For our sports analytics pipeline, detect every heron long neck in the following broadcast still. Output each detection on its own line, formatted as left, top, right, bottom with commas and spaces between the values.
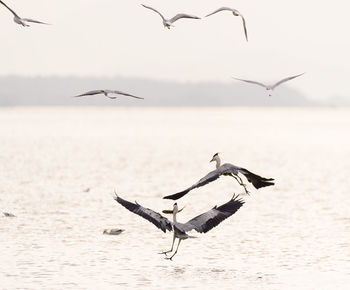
172, 211, 177, 223
215, 156, 221, 169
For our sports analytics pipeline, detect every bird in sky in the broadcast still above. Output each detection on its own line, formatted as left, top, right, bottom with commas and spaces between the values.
73, 89, 143, 100
142, 4, 200, 29
0, 0, 49, 27
205, 7, 248, 41
232, 73, 305, 96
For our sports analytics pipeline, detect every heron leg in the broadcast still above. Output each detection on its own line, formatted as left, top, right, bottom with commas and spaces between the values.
165, 239, 182, 260
159, 235, 176, 255
231, 174, 250, 195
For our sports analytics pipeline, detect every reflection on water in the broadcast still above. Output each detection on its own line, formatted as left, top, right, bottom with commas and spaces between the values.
0, 107, 349, 289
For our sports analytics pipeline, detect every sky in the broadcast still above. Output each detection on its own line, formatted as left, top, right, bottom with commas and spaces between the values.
0, 0, 349, 101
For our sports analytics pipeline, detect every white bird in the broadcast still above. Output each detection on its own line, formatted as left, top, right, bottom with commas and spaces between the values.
163, 153, 274, 200
141, 4, 200, 29
0, 0, 49, 27
103, 228, 125, 235
205, 7, 248, 41
73, 90, 143, 100
232, 73, 305, 96
114, 193, 244, 260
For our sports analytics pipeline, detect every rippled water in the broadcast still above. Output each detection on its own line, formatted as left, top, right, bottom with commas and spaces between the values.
0, 107, 349, 289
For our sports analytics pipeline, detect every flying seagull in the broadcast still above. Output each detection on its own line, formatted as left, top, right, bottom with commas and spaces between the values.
73, 90, 143, 100
3, 212, 16, 217
114, 193, 244, 260
163, 153, 274, 200
0, 0, 49, 27
205, 7, 248, 41
103, 228, 125, 235
232, 73, 304, 96
141, 4, 200, 29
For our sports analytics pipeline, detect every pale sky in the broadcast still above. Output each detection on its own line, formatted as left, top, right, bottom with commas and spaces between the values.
0, 0, 349, 100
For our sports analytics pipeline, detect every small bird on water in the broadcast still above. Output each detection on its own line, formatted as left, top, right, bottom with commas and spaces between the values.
3, 212, 16, 217
103, 228, 125, 235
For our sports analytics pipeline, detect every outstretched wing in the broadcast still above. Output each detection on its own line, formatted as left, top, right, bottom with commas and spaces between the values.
240, 15, 248, 41
271, 73, 304, 89
0, 0, 19, 17
237, 167, 274, 189
163, 168, 222, 200
177, 194, 244, 233
22, 18, 49, 25
73, 90, 104, 97
205, 7, 234, 17
141, 4, 165, 21
232, 77, 267, 88
110, 90, 144, 99
169, 13, 200, 24
114, 195, 172, 233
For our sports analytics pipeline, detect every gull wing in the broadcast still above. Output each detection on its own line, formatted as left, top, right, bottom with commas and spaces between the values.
177, 194, 244, 233
110, 90, 144, 99
169, 13, 200, 24
205, 7, 234, 17
22, 18, 50, 25
237, 167, 275, 189
141, 4, 165, 21
73, 90, 104, 97
271, 73, 305, 89
114, 195, 172, 233
0, 0, 19, 17
232, 77, 267, 88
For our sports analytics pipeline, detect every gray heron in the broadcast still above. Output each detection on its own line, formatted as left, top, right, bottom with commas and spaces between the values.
103, 228, 125, 235
232, 73, 304, 96
141, 4, 200, 29
205, 7, 248, 41
114, 193, 244, 260
73, 89, 143, 100
163, 153, 274, 200
0, 0, 49, 27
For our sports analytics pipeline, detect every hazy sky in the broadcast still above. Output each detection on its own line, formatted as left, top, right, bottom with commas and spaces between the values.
0, 0, 349, 100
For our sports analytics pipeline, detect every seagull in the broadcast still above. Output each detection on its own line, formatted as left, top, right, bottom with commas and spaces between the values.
205, 7, 248, 41
141, 4, 200, 29
163, 153, 274, 200
232, 73, 305, 96
73, 90, 143, 100
114, 193, 244, 260
0, 0, 49, 27
103, 228, 125, 235
3, 212, 16, 217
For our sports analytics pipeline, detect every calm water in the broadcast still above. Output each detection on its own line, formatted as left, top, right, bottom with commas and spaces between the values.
0, 107, 349, 289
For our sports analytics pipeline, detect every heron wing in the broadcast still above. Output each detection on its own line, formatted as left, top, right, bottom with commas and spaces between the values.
141, 4, 165, 21
22, 18, 49, 25
169, 13, 200, 24
0, 0, 19, 17
237, 167, 275, 189
73, 90, 104, 97
177, 194, 244, 233
163, 168, 222, 200
232, 77, 267, 88
110, 90, 144, 99
271, 73, 305, 89
205, 7, 234, 17
114, 195, 172, 233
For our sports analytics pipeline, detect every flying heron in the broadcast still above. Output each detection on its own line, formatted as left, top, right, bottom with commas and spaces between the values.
73, 89, 143, 100
141, 4, 200, 29
232, 73, 305, 96
114, 193, 244, 260
163, 153, 274, 200
205, 7, 248, 41
0, 0, 49, 27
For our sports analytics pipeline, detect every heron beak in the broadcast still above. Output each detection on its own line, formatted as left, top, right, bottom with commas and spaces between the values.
210, 158, 214, 162
178, 206, 186, 213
